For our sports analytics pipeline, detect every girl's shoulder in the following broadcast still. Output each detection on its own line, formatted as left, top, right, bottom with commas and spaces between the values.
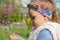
46, 22, 60, 26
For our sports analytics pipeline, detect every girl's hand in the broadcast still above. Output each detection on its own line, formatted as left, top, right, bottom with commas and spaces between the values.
9, 33, 24, 40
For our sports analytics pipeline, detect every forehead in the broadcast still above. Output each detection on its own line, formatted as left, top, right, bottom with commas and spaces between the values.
29, 9, 37, 14
29, 9, 41, 17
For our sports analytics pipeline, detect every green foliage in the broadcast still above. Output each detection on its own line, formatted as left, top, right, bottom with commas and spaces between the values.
59, 12, 60, 17
58, 10, 60, 16
9, 11, 21, 22
0, 0, 9, 7
25, 15, 32, 28
0, 26, 32, 40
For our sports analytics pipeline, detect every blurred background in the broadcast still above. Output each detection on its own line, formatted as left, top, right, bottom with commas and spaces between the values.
0, 0, 60, 40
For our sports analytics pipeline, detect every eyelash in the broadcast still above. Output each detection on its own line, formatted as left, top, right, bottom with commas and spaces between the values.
31, 16, 35, 20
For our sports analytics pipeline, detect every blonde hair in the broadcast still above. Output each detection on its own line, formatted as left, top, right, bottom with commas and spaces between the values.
30, 0, 60, 23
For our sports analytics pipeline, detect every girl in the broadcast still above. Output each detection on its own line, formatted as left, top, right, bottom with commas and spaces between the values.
10, 0, 60, 40
28, 0, 60, 40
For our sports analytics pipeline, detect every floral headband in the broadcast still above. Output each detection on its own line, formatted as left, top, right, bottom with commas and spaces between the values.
27, 3, 52, 19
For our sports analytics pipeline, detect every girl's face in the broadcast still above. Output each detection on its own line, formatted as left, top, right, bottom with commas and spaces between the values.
29, 9, 46, 28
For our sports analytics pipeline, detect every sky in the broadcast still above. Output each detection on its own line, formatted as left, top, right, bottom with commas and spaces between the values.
54, 0, 60, 9
55, 2, 60, 9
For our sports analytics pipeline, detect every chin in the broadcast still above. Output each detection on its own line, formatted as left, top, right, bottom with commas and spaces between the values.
34, 24, 41, 28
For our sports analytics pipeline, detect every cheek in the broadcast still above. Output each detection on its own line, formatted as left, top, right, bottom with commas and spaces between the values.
33, 18, 40, 25
33, 19, 42, 27
34, 16, 44, 24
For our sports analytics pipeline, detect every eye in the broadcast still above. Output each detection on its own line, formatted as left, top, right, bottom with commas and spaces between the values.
31, 16, 36, 20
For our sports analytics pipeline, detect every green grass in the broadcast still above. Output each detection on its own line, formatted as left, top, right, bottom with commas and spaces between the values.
0, 26, 32, 40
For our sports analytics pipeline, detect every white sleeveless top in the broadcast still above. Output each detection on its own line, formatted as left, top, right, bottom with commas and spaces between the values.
28, 22, 60, 40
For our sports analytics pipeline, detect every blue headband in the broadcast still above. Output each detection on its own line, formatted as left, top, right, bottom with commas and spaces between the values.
38, 7, 52, 19
27, 3, 52, 19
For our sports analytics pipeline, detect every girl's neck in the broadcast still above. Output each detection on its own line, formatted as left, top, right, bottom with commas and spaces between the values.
35, 20, 51, 29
